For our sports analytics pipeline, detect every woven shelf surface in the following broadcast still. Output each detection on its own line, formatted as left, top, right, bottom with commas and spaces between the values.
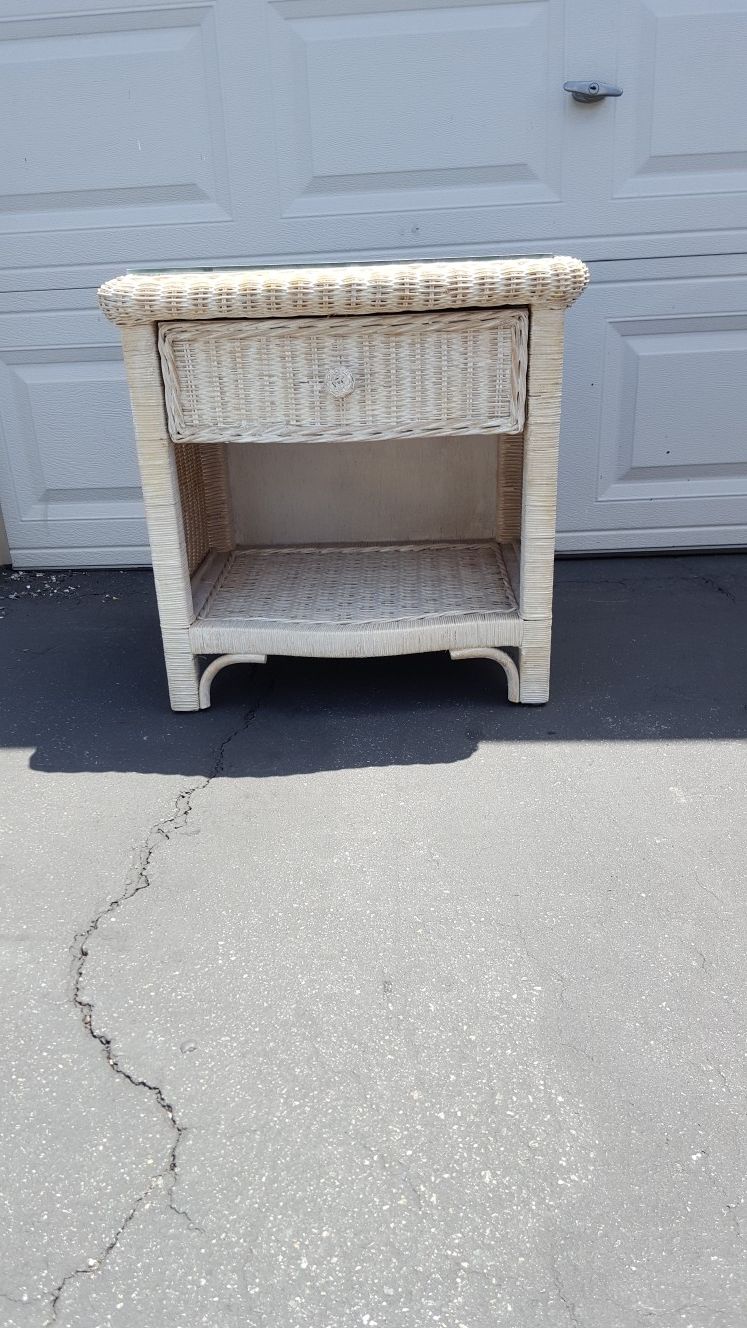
197, 542, 518, 627
99, 256, 589, 325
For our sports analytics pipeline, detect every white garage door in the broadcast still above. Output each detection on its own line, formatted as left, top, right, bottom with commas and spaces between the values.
0, 0, 746, 564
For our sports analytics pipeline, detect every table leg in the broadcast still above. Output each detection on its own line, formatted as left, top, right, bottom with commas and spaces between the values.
519, 620, 552, 704
121, 325, 200, 711
517, 306, 564, 706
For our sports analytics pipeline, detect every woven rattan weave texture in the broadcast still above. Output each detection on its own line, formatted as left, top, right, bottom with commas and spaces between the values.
159, 309, 528, 444
99, 257, 588, 709
200, 542, 518, 625
99, 256, 588, 325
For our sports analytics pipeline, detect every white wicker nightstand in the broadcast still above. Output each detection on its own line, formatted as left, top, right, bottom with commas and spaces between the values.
99, 257, 588, 711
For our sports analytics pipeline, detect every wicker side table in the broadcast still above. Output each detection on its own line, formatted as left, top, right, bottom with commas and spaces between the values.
99, 256, 588, 711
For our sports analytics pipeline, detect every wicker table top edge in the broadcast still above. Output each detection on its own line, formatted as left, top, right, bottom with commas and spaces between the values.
98, 255, 589, 326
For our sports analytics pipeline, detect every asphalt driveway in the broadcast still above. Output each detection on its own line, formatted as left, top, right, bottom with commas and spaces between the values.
1, 554, 746, 1328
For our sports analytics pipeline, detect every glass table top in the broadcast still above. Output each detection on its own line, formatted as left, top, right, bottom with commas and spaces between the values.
128, 254, 554, 276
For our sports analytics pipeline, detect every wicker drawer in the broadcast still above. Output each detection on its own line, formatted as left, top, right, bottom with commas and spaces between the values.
158, 308, 528, 445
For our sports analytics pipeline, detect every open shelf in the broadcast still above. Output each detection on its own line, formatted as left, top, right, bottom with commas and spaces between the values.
189, 540, 522, 658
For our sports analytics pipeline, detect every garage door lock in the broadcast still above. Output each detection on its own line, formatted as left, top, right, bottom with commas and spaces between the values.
563, 80, 623, 103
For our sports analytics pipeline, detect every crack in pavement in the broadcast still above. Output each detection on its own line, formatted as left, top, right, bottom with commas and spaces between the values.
1, 1289, 40, 1309
46, 1183, 160, 1325
693, 870, 730, 913
552, 1261, 581, 1327
562, 569, 738, 604
698, 575, 736, 604
515, 920, 568, 1006
43, 680, 270, 1325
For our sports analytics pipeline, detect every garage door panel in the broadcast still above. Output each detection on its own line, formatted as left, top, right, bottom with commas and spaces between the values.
0, 305, 147, 563
597, 318, 747, 502
613, 0, 747, 201
0, 4, 231, 235
268, 0, 564, 217
0, 0, 278, 274
557, 261, 747, 550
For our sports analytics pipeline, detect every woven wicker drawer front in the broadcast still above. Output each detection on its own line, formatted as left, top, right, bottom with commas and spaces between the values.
158, 309, 528, 444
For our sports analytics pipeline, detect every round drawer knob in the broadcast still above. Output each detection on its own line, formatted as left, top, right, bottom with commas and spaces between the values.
324, 365, 356, 399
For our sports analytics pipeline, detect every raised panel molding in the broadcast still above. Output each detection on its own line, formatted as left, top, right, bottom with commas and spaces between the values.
614, 0, 747, 199
556, 263, 747, 551
268, 0, 563, 216
597, 317, 747, 502
0, 4, 230, 232
0, 305, 148, 559
3, 350, 141, 522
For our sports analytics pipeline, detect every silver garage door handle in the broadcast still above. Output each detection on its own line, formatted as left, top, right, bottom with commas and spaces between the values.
564, 80, 623, 103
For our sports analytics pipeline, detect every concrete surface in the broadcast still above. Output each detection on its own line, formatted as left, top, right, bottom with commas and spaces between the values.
0, 554, 746, 1328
